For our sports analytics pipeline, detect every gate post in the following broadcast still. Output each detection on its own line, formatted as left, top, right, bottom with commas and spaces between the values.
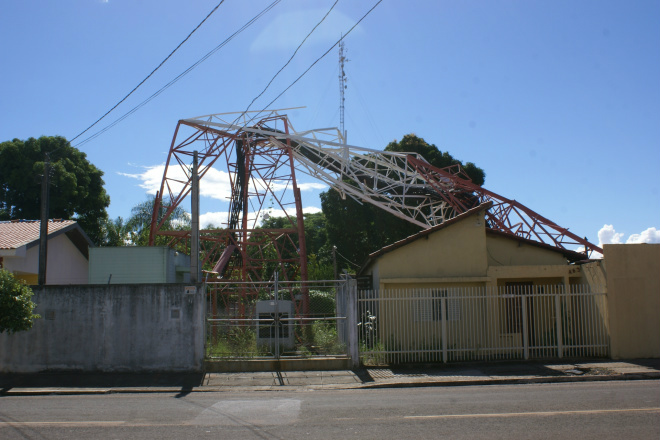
345, 277, 359, 369
522, 295, 529, 360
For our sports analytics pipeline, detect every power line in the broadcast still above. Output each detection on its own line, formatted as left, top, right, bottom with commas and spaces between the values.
69, 0, 227, 144
246, 0, 383, 126
241, 0, 340, 118
74, 0, 281, 148
335, 248, 360, 268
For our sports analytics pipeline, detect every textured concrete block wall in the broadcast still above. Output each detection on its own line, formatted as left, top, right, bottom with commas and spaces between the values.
0, 284, 205, 373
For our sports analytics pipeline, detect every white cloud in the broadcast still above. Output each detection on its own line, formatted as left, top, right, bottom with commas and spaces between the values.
597, 224, 624, 246
250, 9, 362, 52
626, 227, 660, 244
297, 182, 327, 191
119, 164, 232, 201
576, 224, 659, 259
200, 205, 322, 229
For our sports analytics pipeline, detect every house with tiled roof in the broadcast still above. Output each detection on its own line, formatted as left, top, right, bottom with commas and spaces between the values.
0, 219, 93, 285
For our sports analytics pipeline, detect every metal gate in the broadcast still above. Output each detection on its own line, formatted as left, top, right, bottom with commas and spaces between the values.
205, 275, 351, 360
357, 284, 609, 365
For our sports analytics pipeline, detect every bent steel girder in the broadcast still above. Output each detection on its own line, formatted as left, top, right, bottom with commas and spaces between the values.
152, 110, 601, 289
180, 112, 601, 257
149, 110, 309, 313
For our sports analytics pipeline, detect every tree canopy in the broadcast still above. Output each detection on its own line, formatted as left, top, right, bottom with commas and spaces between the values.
0, 269, 40, 334
385, 134, 485, 185
0, 136, 110, 244
100, 196, 190, 247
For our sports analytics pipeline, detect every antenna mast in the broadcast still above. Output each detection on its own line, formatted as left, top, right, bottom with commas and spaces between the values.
338, 38, 348, 144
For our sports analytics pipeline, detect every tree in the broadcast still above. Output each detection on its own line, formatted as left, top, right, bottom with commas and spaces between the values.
0, 136, 110, 244
125, 196, 190, 246
0, 269, 40, 334
321, 134, 486, 270
385, 134, 485, 185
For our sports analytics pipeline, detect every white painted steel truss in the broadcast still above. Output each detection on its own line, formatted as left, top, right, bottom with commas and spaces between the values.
183, 110, 458, 229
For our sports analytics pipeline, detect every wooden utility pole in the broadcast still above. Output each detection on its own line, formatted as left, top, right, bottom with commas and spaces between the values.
38, 154, 50, 286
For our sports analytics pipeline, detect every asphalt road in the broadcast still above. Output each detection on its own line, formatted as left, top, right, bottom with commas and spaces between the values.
1, 380, 658, 439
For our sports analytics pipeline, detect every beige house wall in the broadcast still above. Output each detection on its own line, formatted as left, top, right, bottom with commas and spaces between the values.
486, 233, 568, 267
375, 211, 488, 284
605, 244, 660, 359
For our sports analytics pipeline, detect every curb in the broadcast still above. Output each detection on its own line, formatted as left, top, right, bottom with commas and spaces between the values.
359, 372, 660, 389
2, 372, 659, 396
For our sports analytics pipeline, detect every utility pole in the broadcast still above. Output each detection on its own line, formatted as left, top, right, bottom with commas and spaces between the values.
338, 38, 348, 144
333, 245, 338, 280
190, 151, 200, 283
38, 153, 51, 286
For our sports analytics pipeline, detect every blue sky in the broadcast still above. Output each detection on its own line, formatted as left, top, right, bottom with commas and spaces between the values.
1, 0, 658, 251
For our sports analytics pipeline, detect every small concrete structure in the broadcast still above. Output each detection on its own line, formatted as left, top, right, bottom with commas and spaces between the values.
88, 246, 193, 284
0, 284, 205, 373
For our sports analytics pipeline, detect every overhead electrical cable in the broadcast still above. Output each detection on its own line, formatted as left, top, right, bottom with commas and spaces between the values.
74, 0, 281, 148
69, 0, 227, 144
240, 0, 340, 119
244, 0, 383, 127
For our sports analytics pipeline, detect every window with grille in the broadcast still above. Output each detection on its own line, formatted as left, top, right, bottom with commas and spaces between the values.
414, 289, 460, 322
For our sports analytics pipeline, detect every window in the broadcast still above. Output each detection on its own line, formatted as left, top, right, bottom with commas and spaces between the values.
414, 289, 460, 322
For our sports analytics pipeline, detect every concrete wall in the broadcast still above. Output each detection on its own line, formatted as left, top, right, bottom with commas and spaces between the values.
605, 244, 660, 359
0, 284, 205, 373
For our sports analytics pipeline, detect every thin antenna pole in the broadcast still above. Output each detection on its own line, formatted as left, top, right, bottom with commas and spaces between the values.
339, 37, 348, 144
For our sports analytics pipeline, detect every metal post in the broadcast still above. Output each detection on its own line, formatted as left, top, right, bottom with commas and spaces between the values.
441, 297, 448, 363
346, 276, 359, 369
190, 151, 200, 283
38, 154, 50, 286
333, 245, 338, 280
555, 292, 564, 359
274, 271, 280, 360
522, 295, 529, 360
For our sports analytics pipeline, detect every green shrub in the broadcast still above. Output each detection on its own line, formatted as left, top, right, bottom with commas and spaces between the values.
0, 269, 40, 334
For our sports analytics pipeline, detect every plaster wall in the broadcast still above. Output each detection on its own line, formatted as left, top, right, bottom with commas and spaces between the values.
376, 211, 488, 282
3, 233, 88, 285
486, 233, 568, 267
0, 284, 205, 373
605, 244, 660, 359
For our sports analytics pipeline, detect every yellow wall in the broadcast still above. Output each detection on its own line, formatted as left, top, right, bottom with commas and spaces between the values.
486, 233, 568, 267
376, 211, 488, 280
605, 244, 660, 359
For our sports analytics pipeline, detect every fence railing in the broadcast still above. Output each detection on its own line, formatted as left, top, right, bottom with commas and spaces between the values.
205, 279, 349, 360
358, 284, 609, 365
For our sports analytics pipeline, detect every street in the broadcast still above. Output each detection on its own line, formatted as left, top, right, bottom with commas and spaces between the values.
1, 380, 658, 439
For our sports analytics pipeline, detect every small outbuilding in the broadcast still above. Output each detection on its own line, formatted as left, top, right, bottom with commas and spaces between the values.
0, 219, 93, 285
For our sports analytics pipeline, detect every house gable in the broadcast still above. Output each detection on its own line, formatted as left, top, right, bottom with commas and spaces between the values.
371, 209, 489, 281
486, 231, 569, 267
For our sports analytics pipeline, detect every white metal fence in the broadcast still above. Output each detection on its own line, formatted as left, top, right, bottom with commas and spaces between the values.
358, 284, 609, 365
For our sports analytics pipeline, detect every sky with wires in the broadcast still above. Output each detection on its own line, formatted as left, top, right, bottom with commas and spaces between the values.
1, 0, 658, 254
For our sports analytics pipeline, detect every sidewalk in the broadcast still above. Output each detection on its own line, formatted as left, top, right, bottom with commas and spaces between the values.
2, 359, 659, 395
